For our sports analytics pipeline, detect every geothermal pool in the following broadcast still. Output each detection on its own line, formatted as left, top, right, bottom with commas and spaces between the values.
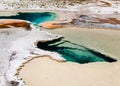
0, 12, 116, 64
0, 12, 56, 26
37, 38, 116, 64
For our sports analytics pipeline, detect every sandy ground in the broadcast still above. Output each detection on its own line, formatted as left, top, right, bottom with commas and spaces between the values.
18, 57, 120, 86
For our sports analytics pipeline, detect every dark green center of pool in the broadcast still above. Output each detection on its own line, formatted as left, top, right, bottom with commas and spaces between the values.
37, 38, 117, 64
0, 12, 117, 64
0, 12, 56, 26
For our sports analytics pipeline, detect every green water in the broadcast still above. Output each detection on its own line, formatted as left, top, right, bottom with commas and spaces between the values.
54, 41, 105, 63
58, 43, 105, 63
0, 12, 56, 26
37, 39, 116, 64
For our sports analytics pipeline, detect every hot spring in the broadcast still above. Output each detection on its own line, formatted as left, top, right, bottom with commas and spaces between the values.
0, 12, 117, 64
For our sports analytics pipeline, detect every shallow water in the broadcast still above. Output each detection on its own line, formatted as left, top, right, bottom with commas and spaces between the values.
0, 12, 56, 26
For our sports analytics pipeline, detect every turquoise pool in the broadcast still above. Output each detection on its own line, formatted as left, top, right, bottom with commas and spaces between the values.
0, 12, 116, 64
0, 12, 56, 26
37, 38, 117, 64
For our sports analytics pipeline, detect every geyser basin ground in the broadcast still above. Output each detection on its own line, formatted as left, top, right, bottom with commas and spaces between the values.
0, 11, 117, 64
0, 12, 56, 26
18, 57, 120, 86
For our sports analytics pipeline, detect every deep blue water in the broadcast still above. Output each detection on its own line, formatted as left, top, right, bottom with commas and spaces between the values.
0, 12, 56, 26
